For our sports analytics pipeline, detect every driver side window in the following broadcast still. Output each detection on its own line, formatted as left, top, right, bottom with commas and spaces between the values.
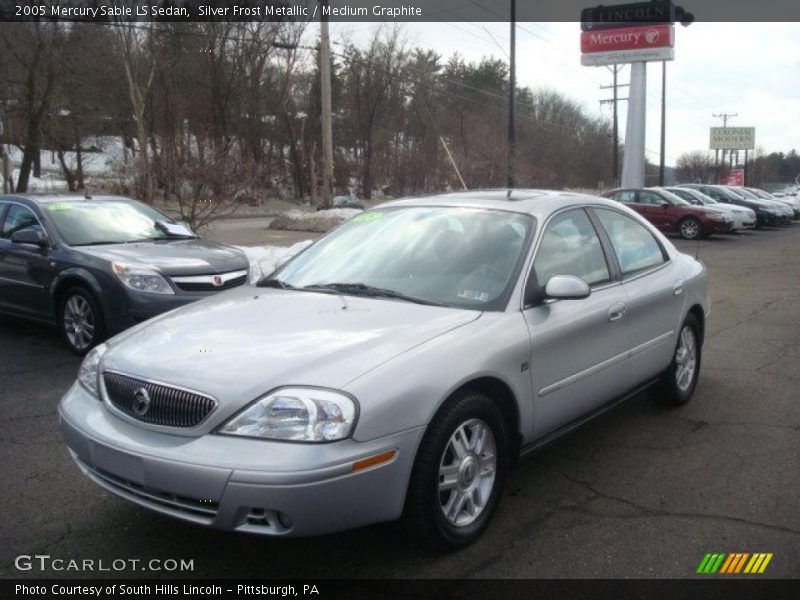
532, 208, 611, 289
1, 205, 39, 239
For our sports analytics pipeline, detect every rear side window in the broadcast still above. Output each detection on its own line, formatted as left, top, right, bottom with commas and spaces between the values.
638, 191, 665, 205
1, 204, 39, 239
533, 208, 611, 287
612, 190, 636, 203
593, 208, 667, 276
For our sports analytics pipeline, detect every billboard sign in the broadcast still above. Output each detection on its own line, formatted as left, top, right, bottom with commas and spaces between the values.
719, 169, 745, 186
580, 24, 675, 66
581, 23, 674, 53
709, 127, 755, 150
581, 0, 675, 31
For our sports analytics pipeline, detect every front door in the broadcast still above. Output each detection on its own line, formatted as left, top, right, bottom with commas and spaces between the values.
0, 204, 52, 317
523, 207, 633, 438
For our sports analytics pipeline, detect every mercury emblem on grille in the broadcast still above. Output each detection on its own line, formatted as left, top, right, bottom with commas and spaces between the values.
212, 275, 223, 287
132, 388, 152, 416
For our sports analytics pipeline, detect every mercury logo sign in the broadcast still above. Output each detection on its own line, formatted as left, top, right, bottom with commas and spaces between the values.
645, 29, 660, 44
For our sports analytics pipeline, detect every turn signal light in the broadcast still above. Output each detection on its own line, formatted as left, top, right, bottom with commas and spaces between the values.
352, 450, 397, 472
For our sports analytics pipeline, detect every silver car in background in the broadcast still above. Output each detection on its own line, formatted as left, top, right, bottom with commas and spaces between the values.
665, 186, 756, 230
59, 191, 709, 549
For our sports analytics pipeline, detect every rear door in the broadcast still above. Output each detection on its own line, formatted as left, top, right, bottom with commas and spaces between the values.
523, 207, 634, 438
638, 190, 674, 231
591, 207, 683, 381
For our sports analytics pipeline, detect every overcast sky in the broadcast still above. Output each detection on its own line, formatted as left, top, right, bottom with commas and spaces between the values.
329, 22, 800, 167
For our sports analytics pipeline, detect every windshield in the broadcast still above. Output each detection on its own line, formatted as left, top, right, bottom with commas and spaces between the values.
653, 188, 691, 206
672, 188, 715, 205
43, 198, 185, 246
272, 206, 535, 311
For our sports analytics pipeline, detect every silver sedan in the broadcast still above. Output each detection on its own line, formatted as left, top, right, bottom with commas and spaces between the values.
59, 191, 709, 548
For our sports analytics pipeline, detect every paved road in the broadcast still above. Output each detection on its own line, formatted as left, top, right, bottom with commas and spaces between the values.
2, 227, 799, 579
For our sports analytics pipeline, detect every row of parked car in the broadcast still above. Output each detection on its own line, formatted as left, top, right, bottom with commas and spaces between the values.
601, 185, 799, 240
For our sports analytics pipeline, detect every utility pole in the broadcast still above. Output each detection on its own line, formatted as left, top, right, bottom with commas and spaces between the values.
659, 61, 667, 186
507, 0, 516, 189
319, 0, 334, 208
600, 65, 628, 186
712, 112, 736, 172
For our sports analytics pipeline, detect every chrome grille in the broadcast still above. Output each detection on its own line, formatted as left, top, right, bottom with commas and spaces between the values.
170, 270, 247, 293
103, 371, 217, 428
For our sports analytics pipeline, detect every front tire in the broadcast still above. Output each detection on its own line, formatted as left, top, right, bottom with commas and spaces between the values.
653, 314, 701, 406
58, 286, 104, 355
402, 390, 508, 550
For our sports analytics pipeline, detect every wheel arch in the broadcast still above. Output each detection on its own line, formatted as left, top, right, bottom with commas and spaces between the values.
446, 376, 522, 464
687, 303, 705, 345
50, 269, 104, 319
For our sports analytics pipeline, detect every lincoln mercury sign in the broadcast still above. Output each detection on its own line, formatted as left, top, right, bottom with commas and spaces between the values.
709, 127, 756, 150
581, 23, 675, 66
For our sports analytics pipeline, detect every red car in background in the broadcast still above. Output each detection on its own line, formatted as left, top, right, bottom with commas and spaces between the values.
601, 187, 734, 240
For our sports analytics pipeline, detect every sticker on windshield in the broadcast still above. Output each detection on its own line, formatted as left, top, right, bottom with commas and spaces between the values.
458, 289, 490, 302
45, 203, 75, 211
353, 212, 383, 223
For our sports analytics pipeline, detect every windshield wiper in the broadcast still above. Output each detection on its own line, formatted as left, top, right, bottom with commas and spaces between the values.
73, 240, 125, 246
256, 278, 295, 289
302, 282, 443, 306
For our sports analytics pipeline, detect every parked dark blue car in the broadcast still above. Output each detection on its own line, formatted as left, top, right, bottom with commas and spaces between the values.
0, 194, 249, 353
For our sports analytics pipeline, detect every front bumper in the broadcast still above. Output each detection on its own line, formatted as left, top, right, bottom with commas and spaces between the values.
706, 219, 734, 233
59, 383, 423, 537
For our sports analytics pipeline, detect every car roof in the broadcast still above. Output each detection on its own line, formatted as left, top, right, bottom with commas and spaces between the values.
377, 189, 621, 218
0, 193, 132, 205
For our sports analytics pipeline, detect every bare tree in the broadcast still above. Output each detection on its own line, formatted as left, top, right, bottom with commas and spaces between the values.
675, 151, 715, 183
0, 22, 62, 192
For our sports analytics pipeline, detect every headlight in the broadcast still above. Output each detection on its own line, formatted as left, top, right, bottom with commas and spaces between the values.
112, 262, 174, 295
78, 344, 106, 397
218, 387, 358, 442
704, 210, 726, 221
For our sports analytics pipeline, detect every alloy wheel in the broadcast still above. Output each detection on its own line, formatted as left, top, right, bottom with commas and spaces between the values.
681, 219, 700, 239
675, 325, 697, 392
438, 418, 497, 528
63, 295, 95, 352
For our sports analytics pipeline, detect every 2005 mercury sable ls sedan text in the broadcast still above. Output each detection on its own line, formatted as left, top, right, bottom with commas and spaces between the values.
59, 190, 709, 549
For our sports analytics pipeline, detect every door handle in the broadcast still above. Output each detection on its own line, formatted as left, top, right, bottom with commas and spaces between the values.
608, 303, 627, 322
673, 281, 684, 296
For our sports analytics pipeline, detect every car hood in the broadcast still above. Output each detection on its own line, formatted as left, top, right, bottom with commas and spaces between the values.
74, 239, 248, 275
102, 287, 481, 414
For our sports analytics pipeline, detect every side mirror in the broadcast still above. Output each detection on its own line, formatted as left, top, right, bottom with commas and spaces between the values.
661, 202, 670, 209
545, 275, 591, 300
10, 227, 49, 248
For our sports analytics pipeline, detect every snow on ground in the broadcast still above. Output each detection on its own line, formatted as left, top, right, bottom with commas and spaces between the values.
235, 240, 313, 283
268, 208, 362, 233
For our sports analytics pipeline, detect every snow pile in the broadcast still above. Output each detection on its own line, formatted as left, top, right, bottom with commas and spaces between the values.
268, 208, 362, 233
235, 240, 313, 283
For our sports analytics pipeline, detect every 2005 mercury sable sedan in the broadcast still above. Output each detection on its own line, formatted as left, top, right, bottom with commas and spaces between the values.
59, 190, 709, 548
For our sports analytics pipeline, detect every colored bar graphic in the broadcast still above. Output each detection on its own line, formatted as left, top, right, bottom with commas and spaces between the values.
700, 552, 773, 574
719, 554, 736, 573
696, 554, 712, 574
710, 553, 726, 573
758, 554, 773, 573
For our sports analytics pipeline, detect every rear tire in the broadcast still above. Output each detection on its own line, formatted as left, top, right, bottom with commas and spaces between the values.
58, 286, 104, 355
653, 314, 701, 406
679, 217, 702, 240
402, 390, 509, 550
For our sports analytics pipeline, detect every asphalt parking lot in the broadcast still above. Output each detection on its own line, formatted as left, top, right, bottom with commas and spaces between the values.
1, 226, 799, 579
